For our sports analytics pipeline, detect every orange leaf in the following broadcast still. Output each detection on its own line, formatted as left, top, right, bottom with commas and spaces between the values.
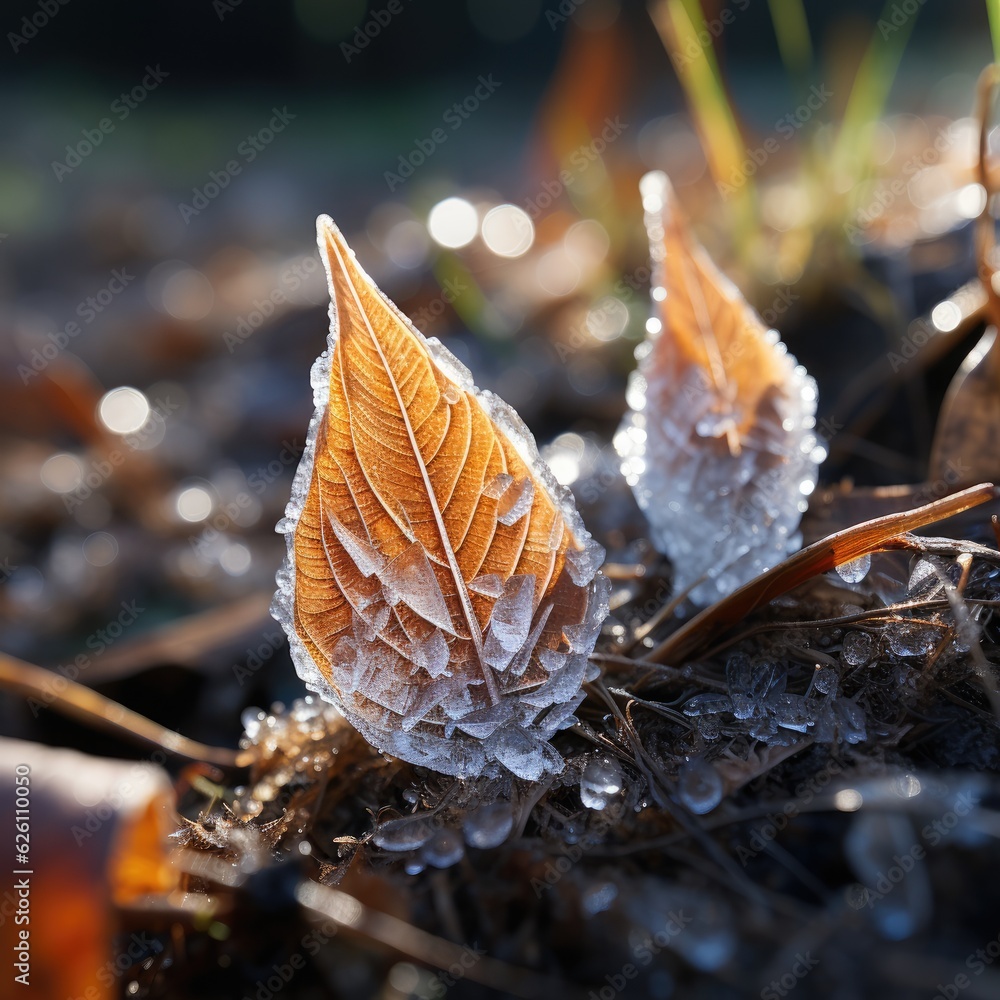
616, 172, 822, 604
273, 218, 609, 780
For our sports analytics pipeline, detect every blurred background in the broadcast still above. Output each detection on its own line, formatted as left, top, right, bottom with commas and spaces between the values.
0, 0, 995, 750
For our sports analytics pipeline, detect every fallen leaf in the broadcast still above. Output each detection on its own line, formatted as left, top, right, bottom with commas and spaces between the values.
272, 217, 609, 780
616, 171, 823, 604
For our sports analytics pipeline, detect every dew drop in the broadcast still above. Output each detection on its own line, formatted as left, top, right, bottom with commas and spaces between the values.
462, 801, 514, 849
677, 758, 723, 814
580, 756, 623, 810
841, 631, 874, 666
835, 553, 871, 584
421, 828, 465, 868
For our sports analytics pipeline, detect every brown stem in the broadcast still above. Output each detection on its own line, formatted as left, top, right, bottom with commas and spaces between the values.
0, 652, 241, 767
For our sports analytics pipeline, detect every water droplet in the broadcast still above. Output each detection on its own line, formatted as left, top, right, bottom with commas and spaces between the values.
888, 623, 936, 658
677, 758, 723, 814
841, 631, 874, 666
580, 756, 624, 810
462, 801, 514, 850
373, 816, 436, 852
421, 828, 465, 868
582, 881, 619, 916
836, 553, 871, 583
812, 665, 838, 695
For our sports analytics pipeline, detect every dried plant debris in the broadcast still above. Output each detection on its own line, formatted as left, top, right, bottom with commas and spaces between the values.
273, 217, 609, 781
146, 525, 1000, 998
616, 172, 823, 606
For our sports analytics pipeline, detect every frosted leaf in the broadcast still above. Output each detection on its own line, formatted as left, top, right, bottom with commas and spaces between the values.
463, 801, 514, 849
534, 691, 585, 739
496, 476, 534, 526
502, 603, 553, 678
327, 512, 383, 578
485, 575, 535, 652
468, 573, 504, 598
580, 756, 623, 810
373, 815, 436, 852
272, 216, 609, 782
482, 472, 513, 500
381, 543, 456, 635
812, 700, 837, 743
447, 701, 515, 739
519, 652, 588, 707
835, 553, 872, 584
410, 629, 450, 679
421, 828, 464, 868
841, 631, 874, 666
358, 601, 390, 634
485, 725, 562, 781
617, 171, 821, 606
677, 758, 723, 814
566, 537, 607, 587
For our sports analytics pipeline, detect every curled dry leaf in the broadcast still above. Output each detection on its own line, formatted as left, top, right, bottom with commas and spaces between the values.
272, 217, 609, 780
616, 171, 823, 605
